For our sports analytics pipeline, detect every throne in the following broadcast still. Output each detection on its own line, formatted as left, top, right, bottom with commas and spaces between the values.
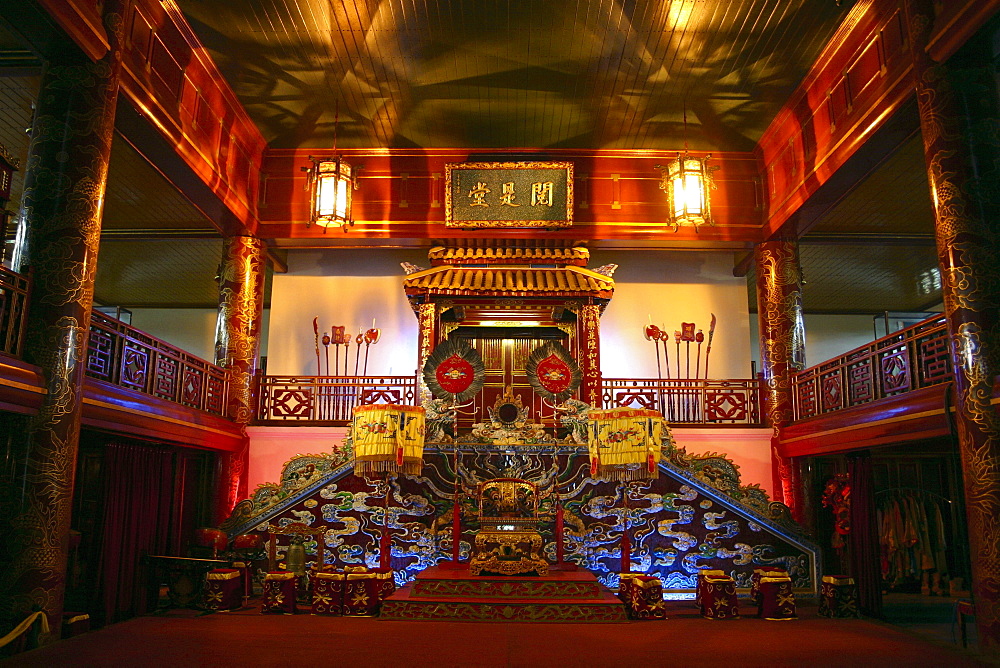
468, 477, 549, 576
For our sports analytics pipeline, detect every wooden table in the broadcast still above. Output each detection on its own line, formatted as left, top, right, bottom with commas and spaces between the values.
146, 555, 230, 608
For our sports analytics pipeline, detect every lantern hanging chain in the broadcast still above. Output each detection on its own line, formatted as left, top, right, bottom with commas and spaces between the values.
682, 97, 689, 152
333, 99, 339, 154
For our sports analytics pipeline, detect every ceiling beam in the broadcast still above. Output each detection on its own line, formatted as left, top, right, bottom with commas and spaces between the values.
800, 233, 936, 246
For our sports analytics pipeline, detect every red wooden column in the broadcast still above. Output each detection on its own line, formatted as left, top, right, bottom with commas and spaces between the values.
2, 2, 124, 642
907, 0, 1000, 652
213, 235, 267, 521
753, 238, 806, 517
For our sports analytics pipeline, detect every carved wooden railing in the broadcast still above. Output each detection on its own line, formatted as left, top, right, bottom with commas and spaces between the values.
601, 378, 763, 425
792, 314, 952, 420
256, 375, 419, 424
86, 311, 229, 416
256, 375, 761, 426
0, 265, 29, 357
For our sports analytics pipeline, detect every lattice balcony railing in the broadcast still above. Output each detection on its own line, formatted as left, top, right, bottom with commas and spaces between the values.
86, 310, 229, 416
601, 378, 763, 425
257, 375, 761, 426
257, 375, 418, 424
0, 265, 29, 357
792, 314, 952, 420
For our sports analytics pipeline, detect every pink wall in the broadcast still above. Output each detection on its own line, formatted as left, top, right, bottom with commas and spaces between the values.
247, 425, 774, 500
671, 427, 774, 498
246, 426, 349, 493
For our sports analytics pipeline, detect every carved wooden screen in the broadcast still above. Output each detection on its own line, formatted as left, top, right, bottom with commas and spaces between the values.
456, 336, 556, 431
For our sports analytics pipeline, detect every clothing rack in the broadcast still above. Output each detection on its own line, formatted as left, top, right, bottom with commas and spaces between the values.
874, 487, 953, 504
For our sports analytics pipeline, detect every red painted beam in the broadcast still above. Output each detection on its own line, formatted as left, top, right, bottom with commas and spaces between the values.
259, 148, 763, 243
0, 354, 44, 415
116, 0, 266, 236
82, 378, 244, 451
757, 0, 1000, 240
927, 0, 1000, 63
36, 0, 109, 62
777, 383, 953, 457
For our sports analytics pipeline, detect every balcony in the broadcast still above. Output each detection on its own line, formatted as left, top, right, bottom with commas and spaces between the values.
792, 314, 952, 420
86, 310, 228, 417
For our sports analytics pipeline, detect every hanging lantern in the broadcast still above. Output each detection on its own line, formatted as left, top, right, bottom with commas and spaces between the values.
308, 157, 355, 230
657, 152, 718, 232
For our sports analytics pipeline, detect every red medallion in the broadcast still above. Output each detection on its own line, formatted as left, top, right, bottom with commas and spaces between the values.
536, 354, 572, 396
436, 354, 475, 395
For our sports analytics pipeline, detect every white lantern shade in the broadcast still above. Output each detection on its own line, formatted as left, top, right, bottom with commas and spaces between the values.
313, 158, 353, 228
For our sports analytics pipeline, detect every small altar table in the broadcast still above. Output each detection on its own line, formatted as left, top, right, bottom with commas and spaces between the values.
146, 555, 229, 608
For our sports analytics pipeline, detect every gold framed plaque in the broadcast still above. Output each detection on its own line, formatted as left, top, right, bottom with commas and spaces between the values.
445, 161, 574, 228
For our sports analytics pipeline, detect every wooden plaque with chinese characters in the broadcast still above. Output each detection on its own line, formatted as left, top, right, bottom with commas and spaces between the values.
445, 161, 573, 228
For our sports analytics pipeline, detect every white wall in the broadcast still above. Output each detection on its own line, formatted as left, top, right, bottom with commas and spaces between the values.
591, 250, 753, 380
266, 249, 426, 376
749, 311, 943, 371
267, 248, 754, 380
129, 307, 271, 363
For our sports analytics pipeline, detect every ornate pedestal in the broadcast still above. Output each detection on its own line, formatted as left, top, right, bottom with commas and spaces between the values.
311, 571, 344, 615
695, 569, 727, 608
469, 530, 549, 576
342, 569, 395, 616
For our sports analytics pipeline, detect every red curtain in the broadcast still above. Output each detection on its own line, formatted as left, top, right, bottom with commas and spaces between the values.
848, 451, 883, 618
95, 442, 175, 625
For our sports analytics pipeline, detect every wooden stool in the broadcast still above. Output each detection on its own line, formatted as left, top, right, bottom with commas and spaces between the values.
700, 574, 739, 619
205, 569, 243, 611
818, 575, 859, 618
757, 575, 796, 620
695, 569, 727, 608
619, 574, 667, 620
261, 572, 298, 614
750, 567, 787, 605
342, 568, 396, 616
311, 571, 345, 615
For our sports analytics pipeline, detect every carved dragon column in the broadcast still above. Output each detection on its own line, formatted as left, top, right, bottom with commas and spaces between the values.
907, 0, 1000, 651
1, 1, 124, 641
214, 235, 267, 522
754, 238, 806, 518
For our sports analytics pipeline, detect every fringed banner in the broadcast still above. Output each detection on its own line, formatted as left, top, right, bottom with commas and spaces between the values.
587, 407, 665, 481
352, 403, 426, 475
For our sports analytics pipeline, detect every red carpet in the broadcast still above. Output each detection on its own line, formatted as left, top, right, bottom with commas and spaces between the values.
5, 602, 989, 667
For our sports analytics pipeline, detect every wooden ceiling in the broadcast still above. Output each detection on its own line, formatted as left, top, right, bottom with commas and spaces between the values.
176, 0, 854, 151
0, 0, 946, 313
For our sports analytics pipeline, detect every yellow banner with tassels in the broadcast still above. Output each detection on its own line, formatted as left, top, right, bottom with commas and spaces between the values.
587, 407, 665, 481
352, 404, 426, 475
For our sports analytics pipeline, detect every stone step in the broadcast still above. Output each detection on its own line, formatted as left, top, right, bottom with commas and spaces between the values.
380, 585, 628, 623
410, 565, 604, 600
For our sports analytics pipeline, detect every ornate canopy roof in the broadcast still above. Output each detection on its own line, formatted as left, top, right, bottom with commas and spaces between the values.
428, 246, 590, 267
403, 266, 613, 299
